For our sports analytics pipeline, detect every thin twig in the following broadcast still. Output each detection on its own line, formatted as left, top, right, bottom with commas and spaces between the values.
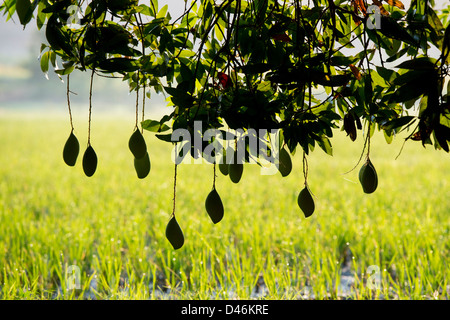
135, 71, 140, 130
367, 121, 371, 158
171, 163, 178, 218
66, 74, 74, 131
136, 13, 147, 133
141, 83, 146, 134
213, 162, 217, 190
88, 68, 95, 145
395, 138, 408, 160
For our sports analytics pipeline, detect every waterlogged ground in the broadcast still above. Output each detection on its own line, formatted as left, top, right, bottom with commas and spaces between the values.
0, 112, 449, 300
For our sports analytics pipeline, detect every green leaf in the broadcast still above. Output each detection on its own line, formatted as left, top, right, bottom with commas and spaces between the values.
179, 61, 194, 82
434, 124, 450, 152
240, 63, 271, 74
164, 86, 194, 108
427, 6, 445, 50
396, 57, 437, 70
107, 0, 139, 13
36, 1, 47, 30
54, 66, 75, 75
141, 120, 170, 132
386, 46, 409, 63
404, 99, 416, 110
384, 129, 394, 144
151, 0, 159, 13
371, 69, 388, 88
317, 134, 333, 156
392, 70, 432, 86
443, 25, 450, 64
379, 16, 418, 46
364, 74, 373, 103
1, 0, 17, 20
214, 23, 224, 42
45, 16, 74, 56
385, 38, 402, 56
49, 50, 56, 67
330, 55, 357, 67
381, 116, 416, 131
157, 4, 168, 18
313, 73, 351, 87
39, 0, 68, 14
389, 80, 426, 103
40, 51, 49, 74
164, 86, 189, 98
134, 4, 155, 16
376, 66, 397, 83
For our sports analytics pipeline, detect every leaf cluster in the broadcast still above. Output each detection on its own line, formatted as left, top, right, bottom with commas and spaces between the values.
2, 0, 450, 153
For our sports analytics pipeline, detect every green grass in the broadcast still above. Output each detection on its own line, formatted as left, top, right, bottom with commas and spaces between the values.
0, 112, 448, 300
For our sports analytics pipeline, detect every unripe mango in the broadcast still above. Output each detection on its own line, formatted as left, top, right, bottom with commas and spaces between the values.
229, 162, 243, 183
134, 152, 151, 179
128, 129, 147, 159
63, 131, 79, 167
359, 159, 378, 194
165, 217, 184, 250
278, 147, 292, 177
218, 154, 229, 176
228, 150, 243, 183
298, 186, 315, 218
82, 145, 97, 177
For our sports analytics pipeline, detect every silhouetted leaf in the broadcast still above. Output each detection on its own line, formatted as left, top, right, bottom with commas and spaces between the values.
381, 116, 416, 131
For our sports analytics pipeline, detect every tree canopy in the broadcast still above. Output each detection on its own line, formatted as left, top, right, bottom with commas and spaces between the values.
1, 0, 449, 248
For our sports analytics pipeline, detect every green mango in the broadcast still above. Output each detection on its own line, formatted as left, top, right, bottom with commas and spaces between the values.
278, 147, 292, 177
134, 152, 151, 179
165, 217, 184, 250
228, 150, 243, 183
205, 188, 224, 224
218, 153, 229, 176
63, 131, 79, 167
298, 186, 315, 218
128, 129, 147, 159
359, 159, 378, 194
229, 162, 243, 183
82, 145, 97, 177
219, 162, 229, 176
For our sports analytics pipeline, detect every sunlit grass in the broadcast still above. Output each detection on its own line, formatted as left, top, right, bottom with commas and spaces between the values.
0, 113, 448, 300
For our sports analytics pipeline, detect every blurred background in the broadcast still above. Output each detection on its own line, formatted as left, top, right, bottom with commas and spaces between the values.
0, 1, 184, 120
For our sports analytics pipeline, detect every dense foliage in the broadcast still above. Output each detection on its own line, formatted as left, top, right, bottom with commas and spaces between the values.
2, 0, 449, 153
